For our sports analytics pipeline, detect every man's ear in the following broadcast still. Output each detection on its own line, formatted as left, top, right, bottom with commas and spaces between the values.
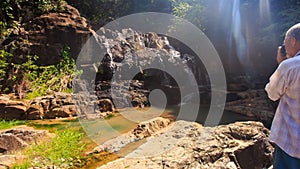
291, 36, 297, 46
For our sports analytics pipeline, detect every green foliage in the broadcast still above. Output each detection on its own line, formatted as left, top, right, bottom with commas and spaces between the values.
65, 0, 172, 22
0, 0, 66, 39
0, 21, 9, 39
275, 3, 300, 38
0, 120, 25, 130
0, 50, 12, 79
171, 0, 192, 18
0, 47, 80, 99
11, 161, 31, 169
36, 0, 66, 14
170, 0, 207, 30
25, 47, 80, 99
17, 129, 85, 168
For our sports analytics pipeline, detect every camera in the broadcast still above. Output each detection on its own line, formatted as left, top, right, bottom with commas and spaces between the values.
281, 44, 286, 55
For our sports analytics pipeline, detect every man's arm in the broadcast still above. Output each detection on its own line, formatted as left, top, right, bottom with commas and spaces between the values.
265, 65, 286, 101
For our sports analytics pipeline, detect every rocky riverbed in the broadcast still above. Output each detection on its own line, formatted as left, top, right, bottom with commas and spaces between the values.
96, 119, 273, 169
0, 110, 275, 169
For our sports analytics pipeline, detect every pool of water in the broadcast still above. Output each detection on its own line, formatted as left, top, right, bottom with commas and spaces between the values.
80, 105, 256, 146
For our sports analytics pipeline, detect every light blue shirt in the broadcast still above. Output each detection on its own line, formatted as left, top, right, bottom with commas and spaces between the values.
265, 51, 300, 158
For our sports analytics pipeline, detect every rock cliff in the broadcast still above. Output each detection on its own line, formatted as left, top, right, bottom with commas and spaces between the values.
2, 4, 92, 65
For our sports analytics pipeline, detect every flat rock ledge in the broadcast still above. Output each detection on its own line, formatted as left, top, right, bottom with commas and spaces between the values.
91, 117, 171, 154
97, 121, 273, 169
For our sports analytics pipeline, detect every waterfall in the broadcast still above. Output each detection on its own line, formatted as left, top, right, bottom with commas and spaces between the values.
217, 0, 248, 73
259, 0, 271, 22
232, 0, 248, 66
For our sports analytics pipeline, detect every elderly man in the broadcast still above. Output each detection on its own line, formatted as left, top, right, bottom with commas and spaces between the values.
265, 23, 300, 169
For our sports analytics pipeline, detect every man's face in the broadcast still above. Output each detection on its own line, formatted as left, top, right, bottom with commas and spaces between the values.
284, 34, 294, 58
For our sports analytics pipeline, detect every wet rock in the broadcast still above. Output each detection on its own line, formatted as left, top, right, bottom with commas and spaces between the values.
28, 92, 76, 119
225, 89, 275, 127
97, 121, 273, 169
44, 105, 76, 119
26, 101, 44, 120
98, 99, 115, 113
72, 92, 99, 119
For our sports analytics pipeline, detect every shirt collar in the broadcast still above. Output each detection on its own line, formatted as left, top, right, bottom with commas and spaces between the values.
295, 51, 300, 57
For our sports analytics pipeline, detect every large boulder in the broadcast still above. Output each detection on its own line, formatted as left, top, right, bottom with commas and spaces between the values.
0, 126, 51, 168
0, 126, 50, 153
2, 4, 93, 65
97, 121, 273, 169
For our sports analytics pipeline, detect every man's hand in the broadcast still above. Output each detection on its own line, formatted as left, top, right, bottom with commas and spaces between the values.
277, 46, 287, 64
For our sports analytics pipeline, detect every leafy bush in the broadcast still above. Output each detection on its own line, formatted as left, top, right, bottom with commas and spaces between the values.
0, 50, 12, 79
0, 0, 66, 39
25, 47, 81, 99
0, 47, 81, 99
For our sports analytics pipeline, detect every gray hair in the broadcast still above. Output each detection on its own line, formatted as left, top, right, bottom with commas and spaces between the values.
287, 23, 300, 41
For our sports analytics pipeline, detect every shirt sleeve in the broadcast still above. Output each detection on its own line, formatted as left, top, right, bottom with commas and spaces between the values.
265, 64, 287, 101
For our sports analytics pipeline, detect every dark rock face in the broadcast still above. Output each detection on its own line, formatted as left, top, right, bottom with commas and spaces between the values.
2, 5, 92, 65
74, 28, 209, 115
94, 80, 150, 110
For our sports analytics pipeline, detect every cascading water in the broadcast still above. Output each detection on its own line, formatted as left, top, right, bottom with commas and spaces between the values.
259, 0, 271, 22
232, 0, 248, 67
218, 0, 248, 71
217, 0, 273, 80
